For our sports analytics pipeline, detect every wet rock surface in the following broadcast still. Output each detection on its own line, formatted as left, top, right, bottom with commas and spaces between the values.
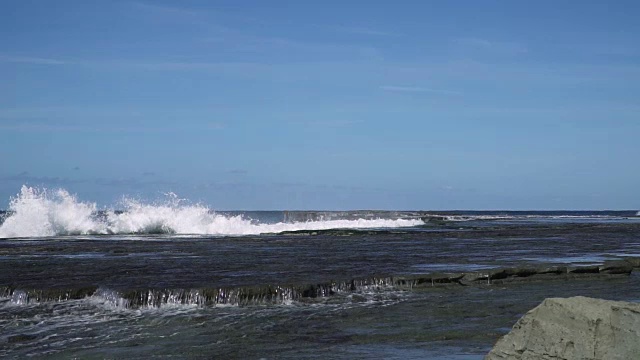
486, 296, 640, 360
2, 259, 638, 308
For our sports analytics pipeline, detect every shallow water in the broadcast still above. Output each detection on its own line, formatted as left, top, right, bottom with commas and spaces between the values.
3, 274, 640, 359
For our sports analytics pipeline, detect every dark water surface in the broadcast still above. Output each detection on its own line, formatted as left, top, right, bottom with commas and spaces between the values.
2, 212, 640, 358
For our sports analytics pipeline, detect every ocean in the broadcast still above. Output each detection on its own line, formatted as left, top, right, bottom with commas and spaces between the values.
1, 186, 640, 359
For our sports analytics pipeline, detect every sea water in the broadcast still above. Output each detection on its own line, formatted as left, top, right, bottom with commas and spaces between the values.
1, 186, 640, 358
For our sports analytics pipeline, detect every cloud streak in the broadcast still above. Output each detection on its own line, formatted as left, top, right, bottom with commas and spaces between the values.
0, 122, 225, 133
289, 119, 364, 127
0, 54, 71, 65
130, 1, 201, 19
452, 37, 528, 55
379, 85, 462, 95
328, 25, 398, 37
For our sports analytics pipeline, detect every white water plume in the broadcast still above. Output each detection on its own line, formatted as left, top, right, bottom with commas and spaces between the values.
0, 186, 104, 237
0, 186, 423, 238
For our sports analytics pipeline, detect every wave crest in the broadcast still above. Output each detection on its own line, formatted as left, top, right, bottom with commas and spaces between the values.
0, 186, 423, 238
0, 186, 103, 237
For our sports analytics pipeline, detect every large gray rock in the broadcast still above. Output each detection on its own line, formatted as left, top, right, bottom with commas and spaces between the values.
486, 296, 640, 360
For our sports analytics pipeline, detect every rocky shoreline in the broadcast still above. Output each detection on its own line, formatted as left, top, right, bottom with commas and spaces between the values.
3, 257, 639, 308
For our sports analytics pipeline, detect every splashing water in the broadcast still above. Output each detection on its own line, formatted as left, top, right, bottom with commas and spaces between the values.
0, 186, 104, 237
0, 186, 423, 238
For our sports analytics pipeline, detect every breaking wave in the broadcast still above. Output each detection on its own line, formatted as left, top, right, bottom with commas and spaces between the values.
0, 186, 423, 238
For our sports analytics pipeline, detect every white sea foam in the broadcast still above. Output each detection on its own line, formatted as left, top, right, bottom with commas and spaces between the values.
429, 214, 622, 222
0, 186, 423, 238
0, 186, 105, 237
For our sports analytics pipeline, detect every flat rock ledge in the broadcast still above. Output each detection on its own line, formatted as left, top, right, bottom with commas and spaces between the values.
2, 259, 638, 307
486, 296, 640, 360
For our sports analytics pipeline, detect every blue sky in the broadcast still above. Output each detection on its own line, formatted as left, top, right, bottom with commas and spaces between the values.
1, 0, 639, 210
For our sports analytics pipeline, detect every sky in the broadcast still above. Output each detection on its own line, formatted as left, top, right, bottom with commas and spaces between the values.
1, 0, 639, 210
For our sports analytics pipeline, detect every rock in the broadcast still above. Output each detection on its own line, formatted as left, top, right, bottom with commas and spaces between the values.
460, 272, 489, 284
622, 257, 640, 268
486, 296, 640, 360
8, 334, 38, 343
567, 265, 600, 274
536, 266, 566, 275
508, 267, 539, 278
599, 260, 633, 275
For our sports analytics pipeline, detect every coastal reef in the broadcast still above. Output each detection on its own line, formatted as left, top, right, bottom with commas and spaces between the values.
3, 258, 639, 308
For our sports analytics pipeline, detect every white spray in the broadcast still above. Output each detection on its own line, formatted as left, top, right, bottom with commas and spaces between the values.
0, 186, 423, 238
0, 186, 104, 237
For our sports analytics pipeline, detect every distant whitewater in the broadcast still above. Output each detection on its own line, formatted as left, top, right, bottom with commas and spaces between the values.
0, 186, 423, 238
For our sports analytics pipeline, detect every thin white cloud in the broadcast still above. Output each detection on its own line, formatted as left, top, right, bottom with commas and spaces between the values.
290, 119, 364, 127
453, 37, 528, 55
131, 1, 258, 25
0, 121, 225, 133
0, 123, 87, 132
202, 32, 383, 62
0, 54, 71, 65
129, 1, 243, 33
328, 25, 398, 37
130, 1, 201, 18
379, 85, 462, 95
